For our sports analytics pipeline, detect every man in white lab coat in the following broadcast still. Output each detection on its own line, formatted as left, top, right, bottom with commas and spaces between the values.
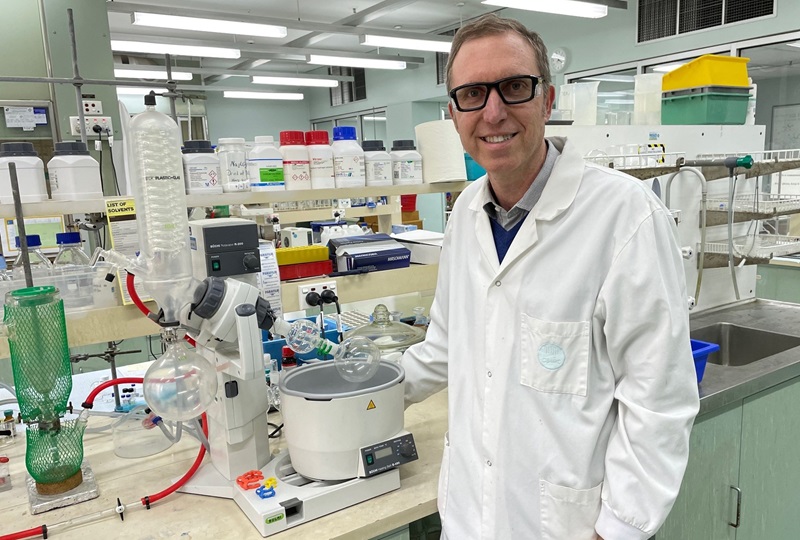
401, 14, 700, 540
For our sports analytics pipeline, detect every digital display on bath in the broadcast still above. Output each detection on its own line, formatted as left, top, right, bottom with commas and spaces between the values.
375, 447, 393, 460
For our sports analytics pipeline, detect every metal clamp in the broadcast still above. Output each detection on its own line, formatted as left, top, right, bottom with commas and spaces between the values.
730, 485, 742, 528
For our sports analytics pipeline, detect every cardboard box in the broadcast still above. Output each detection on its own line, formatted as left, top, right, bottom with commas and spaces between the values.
402, 211, 420, 221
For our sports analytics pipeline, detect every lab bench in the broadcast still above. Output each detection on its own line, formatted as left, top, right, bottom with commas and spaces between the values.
0, 390, 447, 540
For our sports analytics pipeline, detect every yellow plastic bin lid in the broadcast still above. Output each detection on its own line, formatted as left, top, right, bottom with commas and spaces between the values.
662, 55, 750, 92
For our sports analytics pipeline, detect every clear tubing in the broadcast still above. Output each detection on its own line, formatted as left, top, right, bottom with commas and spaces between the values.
45, 499, 142, 535
727, 174, 741, 300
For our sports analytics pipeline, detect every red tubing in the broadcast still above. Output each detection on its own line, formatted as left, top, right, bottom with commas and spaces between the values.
142, 412, 208, 506
0, 526, 46, 540
126, 272, 152, 317
84, 377, 144, 406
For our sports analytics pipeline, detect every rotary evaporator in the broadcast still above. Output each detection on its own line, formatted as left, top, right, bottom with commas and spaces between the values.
0, 92, 418, 538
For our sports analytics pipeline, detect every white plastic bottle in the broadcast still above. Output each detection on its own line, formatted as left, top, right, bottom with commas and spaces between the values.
52, 231, 93, 310
12, 234, 52, 283
363, 140, 393, 187
182, 140, 222, 195
216, 137, 249, 192
279, 131, 311, 191
305, 131, 335, 189
248, 136, 285, 191
0, 142, 47, 205
47, 142, 103, 201
391, 140, 423, 185
127, 91, 194, 323
331, 126, 365, 188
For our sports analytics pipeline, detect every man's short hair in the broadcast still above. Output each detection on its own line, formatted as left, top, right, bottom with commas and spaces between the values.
445, 14, 552, 94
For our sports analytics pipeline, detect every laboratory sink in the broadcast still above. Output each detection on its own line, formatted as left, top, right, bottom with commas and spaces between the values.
690, 323, 800, 367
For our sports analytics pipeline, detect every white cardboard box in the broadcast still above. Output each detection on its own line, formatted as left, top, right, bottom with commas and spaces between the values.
392, 230, 444, 265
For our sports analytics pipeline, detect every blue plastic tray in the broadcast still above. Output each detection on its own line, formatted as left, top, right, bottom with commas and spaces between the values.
262, 316, 350, 363
691, 339, 720, 383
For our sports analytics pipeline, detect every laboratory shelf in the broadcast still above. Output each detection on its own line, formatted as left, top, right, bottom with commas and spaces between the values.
232, 202, 398, 225
700, 234, 800, 268
280, 264, 439, 312
0, 301, 160, 359
0, 182, 468, 219
704, 193, 800, 226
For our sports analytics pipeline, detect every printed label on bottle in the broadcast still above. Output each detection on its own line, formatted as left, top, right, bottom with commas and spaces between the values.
283, 160, 311, 190
248, 158, 284, 187
50, 170, 60, 192
366, 160, 392, 184
334, 155, 366, 180
185, 164, 220, 189
393, 160, 423, 183
310, 157, 335, 189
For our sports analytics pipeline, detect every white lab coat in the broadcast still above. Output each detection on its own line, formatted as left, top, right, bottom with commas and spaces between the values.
402, 137, 699, 540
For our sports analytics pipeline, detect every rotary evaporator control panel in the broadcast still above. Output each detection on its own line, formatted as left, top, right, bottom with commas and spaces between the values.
359, 432, 418, 477
189, 218, 262, 282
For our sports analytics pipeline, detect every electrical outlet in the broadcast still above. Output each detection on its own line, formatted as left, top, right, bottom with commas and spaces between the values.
298, 280, 337, 310
82, 99, 103, 115
69, 116, 113, 136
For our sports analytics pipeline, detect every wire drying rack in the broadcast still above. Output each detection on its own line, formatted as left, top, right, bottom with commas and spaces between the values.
701, 234, 800, 267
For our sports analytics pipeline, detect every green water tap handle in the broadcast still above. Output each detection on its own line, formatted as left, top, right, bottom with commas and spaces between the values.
724, 155, 753, 169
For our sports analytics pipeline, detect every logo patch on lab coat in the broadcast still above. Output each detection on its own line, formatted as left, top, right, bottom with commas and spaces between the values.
538, 343, 565, 370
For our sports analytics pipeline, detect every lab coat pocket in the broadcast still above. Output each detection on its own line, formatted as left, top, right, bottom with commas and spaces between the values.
540, 479, 602, 540
437, 432, 451, 519
520, 315, 590, 396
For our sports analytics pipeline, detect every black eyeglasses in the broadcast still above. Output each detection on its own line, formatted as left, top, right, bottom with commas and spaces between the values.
449, 75, 542, 112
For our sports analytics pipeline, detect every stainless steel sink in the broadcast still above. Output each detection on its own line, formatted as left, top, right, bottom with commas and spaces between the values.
690, 323, 800, 367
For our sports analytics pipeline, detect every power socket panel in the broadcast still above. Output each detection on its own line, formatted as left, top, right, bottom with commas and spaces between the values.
82, 99, 103, 115
297, 281, 338, 310
69, 115, 113, 137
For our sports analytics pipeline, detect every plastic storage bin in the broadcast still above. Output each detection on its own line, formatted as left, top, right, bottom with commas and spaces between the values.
691, 339, 720, 383
661, 92, 749, 125
662, 55, 750, 92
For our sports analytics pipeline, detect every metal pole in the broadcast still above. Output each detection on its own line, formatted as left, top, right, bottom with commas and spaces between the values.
66, 9, 87, 146
37, 0, 61, 140
165, 54, 178, 122
107, 341, 122, 411
9, 163, 33, 288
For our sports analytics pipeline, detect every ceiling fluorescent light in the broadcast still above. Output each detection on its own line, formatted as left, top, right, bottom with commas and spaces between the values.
223, 91, 304, 100
363, 116, 387, 121
132, 12, 287, 38
115, 68, 193, 81
582, 74, 636, 83
652, 63, 686, 73
111, 40, 240, 59
251, 75, 338, 88
117, 87, 168, 95
360, 35, 451, 53
308, 55, 406, 70
481, 0, 608, 18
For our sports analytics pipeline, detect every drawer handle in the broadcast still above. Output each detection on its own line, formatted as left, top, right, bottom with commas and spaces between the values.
730, 485, 742, 528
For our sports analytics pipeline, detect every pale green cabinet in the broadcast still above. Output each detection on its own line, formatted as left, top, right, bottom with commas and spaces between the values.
657, 376, 800, 540
737, 377, 800, 539
657, 402, 741, 540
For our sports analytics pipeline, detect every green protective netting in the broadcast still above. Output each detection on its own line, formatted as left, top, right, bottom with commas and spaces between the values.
5, 287, 72, 422
25, 418, 87, 484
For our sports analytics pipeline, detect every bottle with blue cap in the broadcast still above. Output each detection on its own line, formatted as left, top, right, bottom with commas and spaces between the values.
12, 234, 52, 283
331, 126, 366, 188
52, 232, 93, 310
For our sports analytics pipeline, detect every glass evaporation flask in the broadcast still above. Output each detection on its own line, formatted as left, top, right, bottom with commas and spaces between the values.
282, 319, 381, 383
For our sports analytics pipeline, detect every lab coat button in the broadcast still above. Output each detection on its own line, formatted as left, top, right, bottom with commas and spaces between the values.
494, 280, 501, 287
487, 371, 492, 377
486, 460, 492, 467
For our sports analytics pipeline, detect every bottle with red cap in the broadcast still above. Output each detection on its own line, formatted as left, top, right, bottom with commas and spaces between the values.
279, 131, 311, 191
281, 346, 297, 372
305, 131, 335, 189
0, 456, 10, 492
